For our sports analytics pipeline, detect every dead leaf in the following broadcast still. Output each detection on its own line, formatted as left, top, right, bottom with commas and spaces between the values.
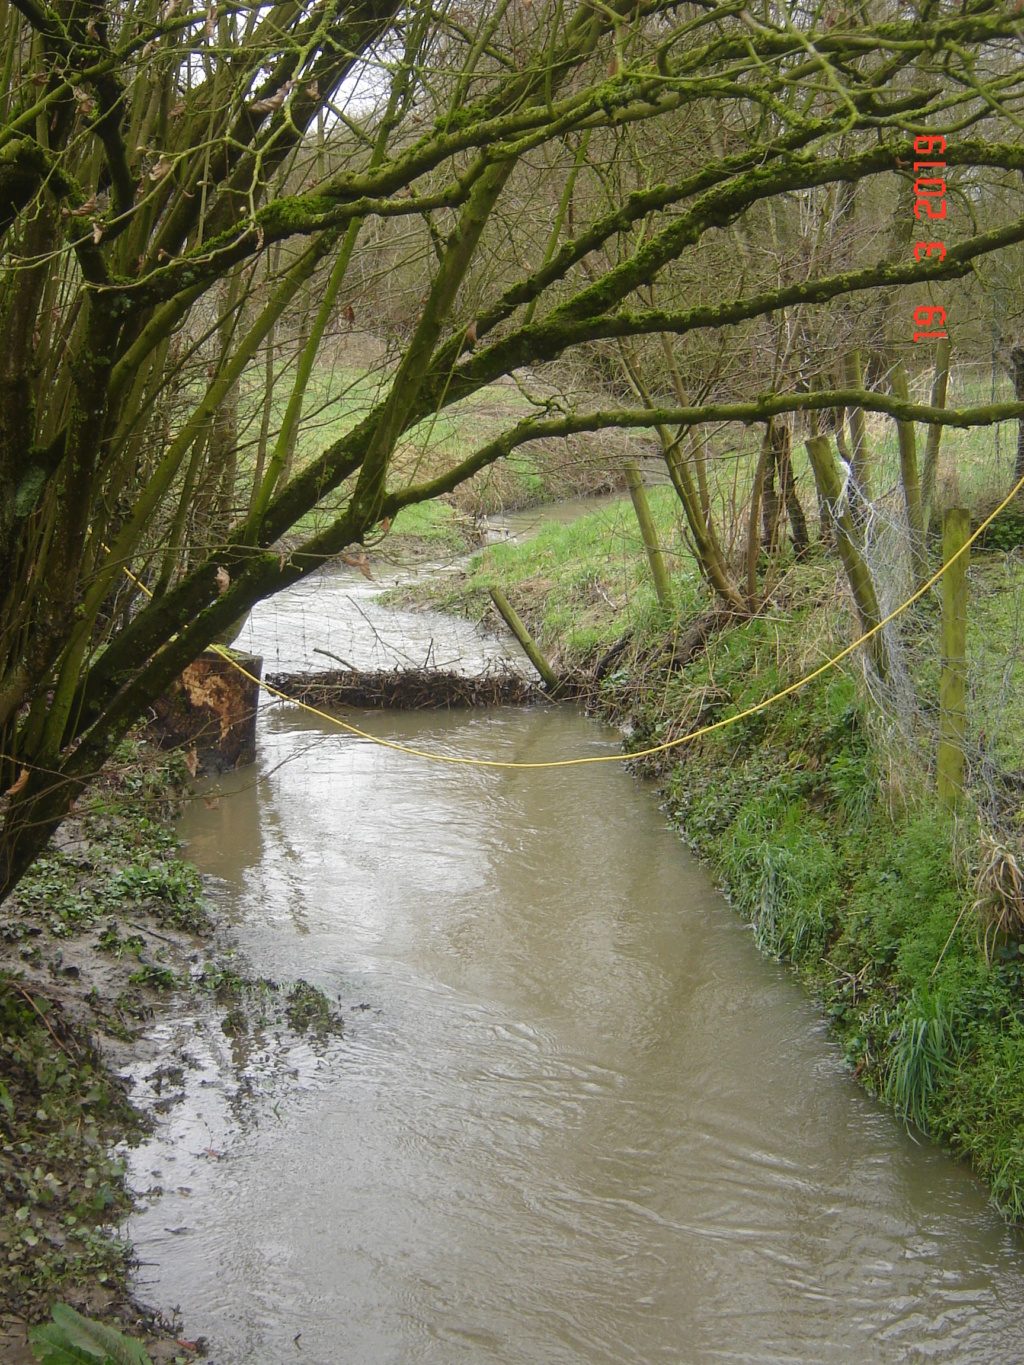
250, 80, 292, 115
203, 796, 220, 810
305, 79, 319, 100
70, 193, 98, 217
85, 15, 100, 38
215, 565, 230, 594
91, 222, 104, 245
205, 2, 218, 37
149, 155, 174, 182
279, 553, 287, 571
73, 87, 95, 117
6, 767, 29, 796
341, 551, 373, 580
185, 749, 199, 778
380, 516, 391, 534
343, 304, 355, 327
202, 1148, 221, 1160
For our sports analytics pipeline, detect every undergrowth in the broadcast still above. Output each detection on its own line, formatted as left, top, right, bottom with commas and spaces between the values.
0, 977, 140, 1321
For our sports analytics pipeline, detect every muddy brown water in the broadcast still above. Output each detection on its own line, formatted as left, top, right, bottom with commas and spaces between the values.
127, 569, 1024, 1364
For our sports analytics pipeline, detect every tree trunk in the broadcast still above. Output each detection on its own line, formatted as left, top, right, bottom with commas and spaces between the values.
1012, 346, 1024, 488
890, 359, 927, 589
805, 435, 886, 676
746, 432, 770, 608
624, 460, 673, 612
920, 338, 951, 535
842, 349, 872, 500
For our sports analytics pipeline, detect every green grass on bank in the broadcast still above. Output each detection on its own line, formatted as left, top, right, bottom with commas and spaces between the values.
394, 486, 705, 655
233, 363, 635, 552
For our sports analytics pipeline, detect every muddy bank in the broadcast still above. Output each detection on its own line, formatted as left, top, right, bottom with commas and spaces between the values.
0, 737, 343, 1362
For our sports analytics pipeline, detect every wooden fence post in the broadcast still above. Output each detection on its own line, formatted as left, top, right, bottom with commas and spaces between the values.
937, 507, 970, 809
624, 460, 673, 612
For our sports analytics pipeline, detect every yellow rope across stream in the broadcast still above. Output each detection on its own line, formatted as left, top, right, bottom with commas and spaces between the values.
118, 471, 1024, 772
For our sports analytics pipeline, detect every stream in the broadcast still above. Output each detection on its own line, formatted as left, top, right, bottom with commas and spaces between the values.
126, 561, 1024, 1364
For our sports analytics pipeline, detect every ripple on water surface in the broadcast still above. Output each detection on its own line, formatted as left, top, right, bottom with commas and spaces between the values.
129, 582, 1024, 1365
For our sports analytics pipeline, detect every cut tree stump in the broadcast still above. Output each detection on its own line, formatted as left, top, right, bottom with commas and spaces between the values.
149, 649, 262, 775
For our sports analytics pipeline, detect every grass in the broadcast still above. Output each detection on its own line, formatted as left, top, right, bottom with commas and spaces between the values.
393, 486, 705, 657
234, 362, 599, 553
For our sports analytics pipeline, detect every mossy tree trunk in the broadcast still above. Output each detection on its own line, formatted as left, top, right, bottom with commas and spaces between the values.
624, 460, 674, 612
937, 507, 969, 809
1011, 346, 1024, 488
890, 359, 928, 589
805, 434, 886, 676
920, 339, 952, 536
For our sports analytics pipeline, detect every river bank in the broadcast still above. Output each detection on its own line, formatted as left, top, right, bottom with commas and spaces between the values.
0, 738, 342, 1361
393, 492, 1024, 1221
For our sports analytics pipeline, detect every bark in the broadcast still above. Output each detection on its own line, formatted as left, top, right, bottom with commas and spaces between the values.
1012, 346, 1024, 488
805, 435, 886, 676
920, 338, 951, 535
842, 349, 872, 501
890, 359, 927, 589
624, 460, 674, 612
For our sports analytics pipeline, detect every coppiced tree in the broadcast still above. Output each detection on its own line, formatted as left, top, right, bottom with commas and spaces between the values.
2, 0, 1024, 896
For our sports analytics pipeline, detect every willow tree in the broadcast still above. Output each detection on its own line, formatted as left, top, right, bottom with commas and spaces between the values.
2, 0, 1024, 897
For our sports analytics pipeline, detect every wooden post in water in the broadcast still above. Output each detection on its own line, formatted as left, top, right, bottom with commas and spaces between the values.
624, 460, 673, 612
489, 587, 562, 692
937, 507, 970, 809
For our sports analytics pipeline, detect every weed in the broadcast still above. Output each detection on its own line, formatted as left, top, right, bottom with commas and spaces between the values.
0, 976, 141, 1321
285, 979, 339, 1035
29, 1302, 153, 1364
128, 963, 179, 991
882, 988, 958, 1132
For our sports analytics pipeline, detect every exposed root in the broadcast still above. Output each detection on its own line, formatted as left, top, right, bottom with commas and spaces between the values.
974, 832, 1024, 962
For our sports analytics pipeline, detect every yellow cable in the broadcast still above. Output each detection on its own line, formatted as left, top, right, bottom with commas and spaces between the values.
112, 470, 1024, 771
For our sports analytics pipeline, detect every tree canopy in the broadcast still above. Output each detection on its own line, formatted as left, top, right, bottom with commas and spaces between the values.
2, 0, 1024, 895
